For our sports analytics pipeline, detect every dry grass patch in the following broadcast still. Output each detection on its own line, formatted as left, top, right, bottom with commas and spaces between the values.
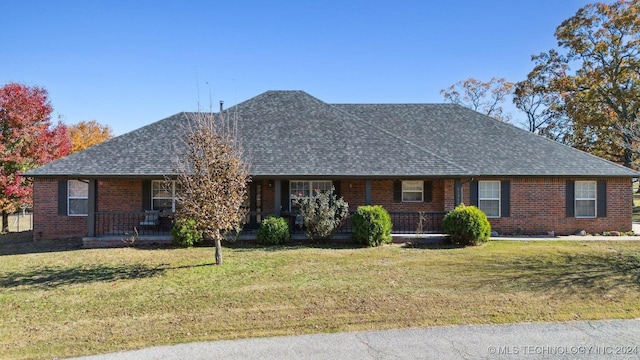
1, 239, 639, 359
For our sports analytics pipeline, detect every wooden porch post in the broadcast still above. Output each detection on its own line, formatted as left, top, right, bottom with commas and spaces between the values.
249, 181, 257, 228
454, 179, 462, 206
365, 179, 372, 205
274, 180, 281, 216
87, 179, 97, 237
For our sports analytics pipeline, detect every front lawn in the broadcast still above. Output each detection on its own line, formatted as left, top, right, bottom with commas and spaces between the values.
1, 236, 640, 359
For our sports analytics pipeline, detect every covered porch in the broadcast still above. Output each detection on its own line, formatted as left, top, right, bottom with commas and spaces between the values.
81, 177, 461, 247
82, 209, 447, 247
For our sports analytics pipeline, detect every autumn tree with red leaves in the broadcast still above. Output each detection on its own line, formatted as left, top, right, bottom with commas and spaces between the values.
0, 83, 71, 231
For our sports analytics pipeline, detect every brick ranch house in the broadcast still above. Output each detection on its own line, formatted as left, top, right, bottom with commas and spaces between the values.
25, 90, 639, 244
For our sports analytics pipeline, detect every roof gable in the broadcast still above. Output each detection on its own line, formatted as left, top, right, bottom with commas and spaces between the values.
230, 91, 470, 176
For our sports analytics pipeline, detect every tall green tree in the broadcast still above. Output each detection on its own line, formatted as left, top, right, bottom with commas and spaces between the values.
0, 83, 71, 231
521, 0, 640, 167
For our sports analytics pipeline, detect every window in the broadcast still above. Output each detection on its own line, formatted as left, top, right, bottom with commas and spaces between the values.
289, 180, 332, 211
152, 180, 181, 212
575, 181, 596, 218
68, 180, 89, 216
402, 181, 423, 202
478, 181, 500, 218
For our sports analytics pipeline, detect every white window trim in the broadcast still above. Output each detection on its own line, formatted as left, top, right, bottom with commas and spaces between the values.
289, 180, 333, 211
478, 180, 501, 218
67, 180, 89, 216
152, 180, 179, 213
575, 180, 597, 219
402, 180, 423, 202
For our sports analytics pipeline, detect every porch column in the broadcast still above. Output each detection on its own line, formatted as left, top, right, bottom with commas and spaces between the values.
365, 179, 372, 205
454, 180, 462, 207
87, 179, 97, 237
249, 181, 257, 228
274, 180, 281, 216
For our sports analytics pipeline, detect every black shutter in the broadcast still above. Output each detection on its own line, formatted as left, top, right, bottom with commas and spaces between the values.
281, 180, 290, 212
597, 181, 607, 217
469, 180, 478, 207
424, 181, 433, 203
333, 180, 341, 198
58, 180, 68, 215
142, 180, 151, 211
393, 180, 402, 202
501, 180, 510, 218
566, 180, 575, 217
454, 180, 462, 206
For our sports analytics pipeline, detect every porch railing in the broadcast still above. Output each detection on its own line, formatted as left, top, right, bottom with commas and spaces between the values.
243, 211, 445, 235
93, 211, 447, 237
95, 211, 173, 236
388, 211, 447, 234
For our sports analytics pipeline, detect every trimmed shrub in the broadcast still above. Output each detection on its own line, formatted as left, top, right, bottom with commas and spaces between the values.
257, 216, 290, 245
351, 205, 392, 247
442, 204, 491, 246
294, 187, 349, 241
171, 218, 203, 247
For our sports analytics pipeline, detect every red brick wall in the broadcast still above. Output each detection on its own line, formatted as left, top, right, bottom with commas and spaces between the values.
33, 178, 145, 240
97, 179, 142, 212
34, 177, 633, 240
486, 177, 632, 235
33, 178, 87, 240
369, 179, 445, 212
340, 179, 366, 209
260, 179, 446, 213
259, 177, 632, 235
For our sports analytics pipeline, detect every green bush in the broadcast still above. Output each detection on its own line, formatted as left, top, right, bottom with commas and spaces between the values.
257, 216, 290, 245
171, 218, 203, 247
351, 205, 392, 247
442, 204, 491, 246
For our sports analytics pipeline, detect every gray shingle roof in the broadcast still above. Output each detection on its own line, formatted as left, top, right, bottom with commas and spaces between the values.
333, 103, 639, 177
25, 90, 639, 178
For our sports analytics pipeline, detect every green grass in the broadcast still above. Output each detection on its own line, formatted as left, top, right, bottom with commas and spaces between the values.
1, 234, 640, 359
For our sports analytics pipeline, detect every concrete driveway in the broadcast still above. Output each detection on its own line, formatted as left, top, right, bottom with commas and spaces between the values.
69, 319, 640, 360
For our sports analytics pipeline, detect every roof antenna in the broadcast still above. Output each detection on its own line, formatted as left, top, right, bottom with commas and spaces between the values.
219, 100, 224, 112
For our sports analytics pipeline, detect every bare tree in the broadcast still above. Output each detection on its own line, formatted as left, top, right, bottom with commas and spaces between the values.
513, 50, 572, 142
441, 77, 515, 122
173, 111, 249, 265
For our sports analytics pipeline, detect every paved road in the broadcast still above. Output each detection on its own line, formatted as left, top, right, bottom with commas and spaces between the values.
70, 319, 640, 360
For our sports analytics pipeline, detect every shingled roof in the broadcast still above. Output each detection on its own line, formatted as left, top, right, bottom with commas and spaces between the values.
26, 90, 639, 178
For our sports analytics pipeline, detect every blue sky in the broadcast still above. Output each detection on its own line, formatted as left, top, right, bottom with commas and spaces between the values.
1, 0, 592, 135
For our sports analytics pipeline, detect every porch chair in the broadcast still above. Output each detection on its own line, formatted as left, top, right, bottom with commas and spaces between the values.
140, 210, 160, 226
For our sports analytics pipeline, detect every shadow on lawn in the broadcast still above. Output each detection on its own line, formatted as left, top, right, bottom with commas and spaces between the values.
0, 231, 83, 256
481, 251, 640, 293
224, 239, 366, 252
0, 262, 212, 289
0, 263, 164, 289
